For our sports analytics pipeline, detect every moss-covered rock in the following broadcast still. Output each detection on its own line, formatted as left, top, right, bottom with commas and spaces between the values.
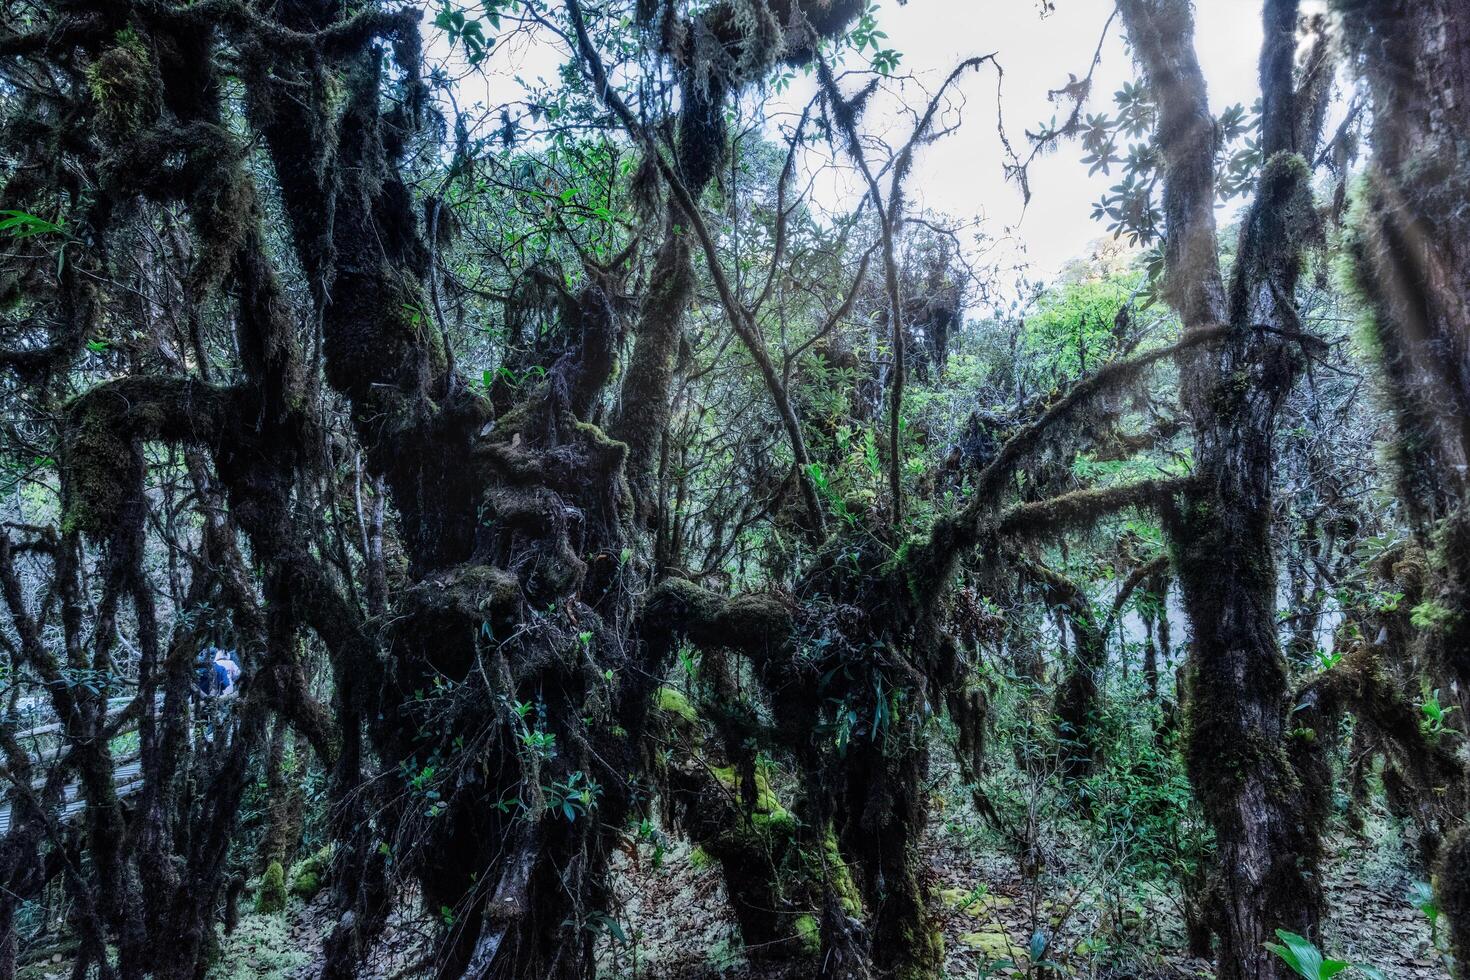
288, 845, 332, 901
958, 925, 1014, 959
938, 887, 1014, 917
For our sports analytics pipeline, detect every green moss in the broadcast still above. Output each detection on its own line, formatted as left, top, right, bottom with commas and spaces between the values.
289, 870, 319, 900
570, 416, 629, 459
64, 402, 135, 535
751, 807, 796, 835
255, 861, 287, 914
895, 919, 946, 980
288, 845, 332, 900
793, 913, 820, 954
86, 27, 158, 137
939, 887, 1014, 917
655, 686, 699, 726
821, 831, 862, 915
958, 926, 1012, 958
689, 846, 713, 870
710, 763, 787, 820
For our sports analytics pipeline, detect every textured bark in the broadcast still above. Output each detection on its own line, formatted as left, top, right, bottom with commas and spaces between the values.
1116, 1, 1328, 975
1331, 4, 1470, 964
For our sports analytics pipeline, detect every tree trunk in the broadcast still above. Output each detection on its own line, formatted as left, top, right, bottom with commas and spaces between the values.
1116, 1, 1328, 974
1331, 3, 1470, 965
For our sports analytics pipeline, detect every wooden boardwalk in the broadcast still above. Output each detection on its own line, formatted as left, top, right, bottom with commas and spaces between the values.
0, 695, 163, 835
0, 758, 147, 835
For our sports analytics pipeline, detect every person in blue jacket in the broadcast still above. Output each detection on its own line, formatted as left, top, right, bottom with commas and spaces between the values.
196, 648, 233, 698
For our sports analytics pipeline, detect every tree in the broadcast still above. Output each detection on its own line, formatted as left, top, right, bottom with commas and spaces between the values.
1331, 0, 1470, 970
1108, 1, 1336, 976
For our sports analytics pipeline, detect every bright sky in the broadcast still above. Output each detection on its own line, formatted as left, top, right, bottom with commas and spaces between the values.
811, 0, 1269, 279
436, 1, 1301, 286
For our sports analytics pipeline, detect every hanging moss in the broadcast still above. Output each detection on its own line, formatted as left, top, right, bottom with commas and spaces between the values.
87, 27, 160, 138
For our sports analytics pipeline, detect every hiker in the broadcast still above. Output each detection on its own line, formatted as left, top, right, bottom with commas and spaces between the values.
214, 648, 241, 694
196, 647, 238, 699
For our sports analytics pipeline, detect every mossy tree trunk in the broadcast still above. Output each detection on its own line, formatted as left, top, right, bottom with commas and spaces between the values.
1330, 2, 1470, 969
1115, 1, 1334, 975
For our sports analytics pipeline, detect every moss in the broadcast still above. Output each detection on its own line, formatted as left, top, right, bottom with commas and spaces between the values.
793, 913, 820, 954
821, 830, 862, 915
957, 926, 1012, 958
938, 887, 1014, 917
87, 27, 159, 137
885, 533, 924, 604
689, 846, 713, 870
255, 861, 287, 914
288, 845, 332, 900
895, 920, 946, 980
570, 416, 629, 459
289, 870, 320, 901
63, 378, 230, 537
751, 807, 796, 836
709, 763, 787, 820
655, 686, 699, 726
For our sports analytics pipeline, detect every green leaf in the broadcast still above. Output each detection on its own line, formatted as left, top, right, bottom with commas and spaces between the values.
0, 209, 64, 238
1266, 931, 1329, 980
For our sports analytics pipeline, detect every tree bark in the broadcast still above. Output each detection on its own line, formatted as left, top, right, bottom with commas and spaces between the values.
1116, 1, 1328, 975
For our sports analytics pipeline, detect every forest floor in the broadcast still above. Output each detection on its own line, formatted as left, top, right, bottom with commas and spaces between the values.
17, 809, 1447, 979
194, 809, 1445, 980
588, 815, 1448, 980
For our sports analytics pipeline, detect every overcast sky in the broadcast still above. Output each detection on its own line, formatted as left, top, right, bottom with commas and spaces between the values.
437, 1, 1310, 288
800, 0, 1270, 279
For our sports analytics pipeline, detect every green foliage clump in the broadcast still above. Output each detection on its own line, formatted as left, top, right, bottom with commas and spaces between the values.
1023, 276, 1141, 379
1264, 929, 1384, 980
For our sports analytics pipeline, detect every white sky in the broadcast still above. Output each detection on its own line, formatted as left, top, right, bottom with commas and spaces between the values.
810, 0, 1268, 279
435, 1, 1290, 285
